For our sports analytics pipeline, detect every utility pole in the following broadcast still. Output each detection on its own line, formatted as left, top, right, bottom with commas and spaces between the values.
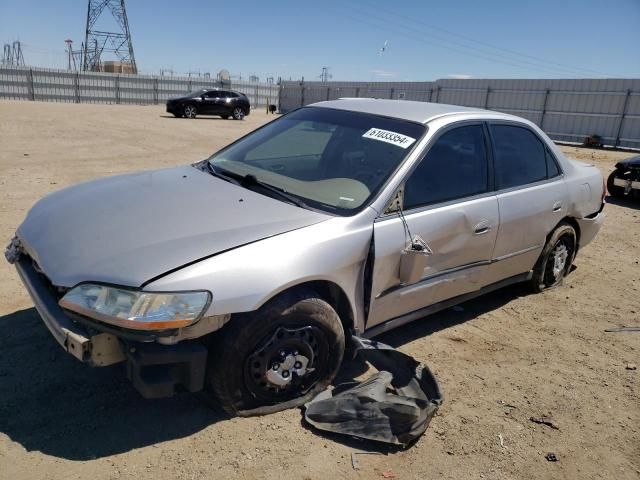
64, 39, 76, 70
82, 0, 137, 73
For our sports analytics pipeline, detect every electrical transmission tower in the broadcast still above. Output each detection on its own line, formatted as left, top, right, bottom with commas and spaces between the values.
1, 41, 25, 66
82, 0, 137, 73
319, 66, 332, 83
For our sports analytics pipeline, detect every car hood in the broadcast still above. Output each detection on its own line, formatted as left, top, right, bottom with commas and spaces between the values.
616, 155, 640, 168
17, 165, 330, 287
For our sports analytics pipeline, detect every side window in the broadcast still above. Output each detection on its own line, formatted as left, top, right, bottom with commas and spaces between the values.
228, 91, 239, 98
404, 125, 489, 209
546, 148, 560, 178
204, 90, 218, 98
491, 125, 547, 189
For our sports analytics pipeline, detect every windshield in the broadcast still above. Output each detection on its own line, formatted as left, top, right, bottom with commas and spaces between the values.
207, 107, 425, 214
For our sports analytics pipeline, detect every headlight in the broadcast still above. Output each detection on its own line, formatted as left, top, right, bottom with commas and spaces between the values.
59, 283, 211, 331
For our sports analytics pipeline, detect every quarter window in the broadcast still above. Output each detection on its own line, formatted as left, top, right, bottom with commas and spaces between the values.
546, 148, 561, 178
404, 125, 489, 209
491, 125, 548, 189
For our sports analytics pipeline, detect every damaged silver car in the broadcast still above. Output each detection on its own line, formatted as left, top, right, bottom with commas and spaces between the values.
6, 99, 605, 414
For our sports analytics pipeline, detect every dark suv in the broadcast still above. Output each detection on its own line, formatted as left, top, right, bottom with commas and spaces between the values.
166, 89, 250, 120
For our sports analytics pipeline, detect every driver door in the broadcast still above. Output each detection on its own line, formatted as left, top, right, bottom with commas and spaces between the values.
367, 123, 499, 328
201, 91, 221, 114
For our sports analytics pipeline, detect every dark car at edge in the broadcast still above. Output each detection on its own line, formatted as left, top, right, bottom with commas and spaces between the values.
607, 155, 640, 201
166, 88, 250, 120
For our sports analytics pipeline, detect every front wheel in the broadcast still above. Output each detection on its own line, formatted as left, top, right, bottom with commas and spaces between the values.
183, 104, 197, 119
207, 289, 345, 416
232, 107, 245, 120
530, 223, 577, 292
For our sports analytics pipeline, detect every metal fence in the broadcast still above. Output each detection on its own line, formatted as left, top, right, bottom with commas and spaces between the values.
280, 78, 640, 149
0, 66, 280, 108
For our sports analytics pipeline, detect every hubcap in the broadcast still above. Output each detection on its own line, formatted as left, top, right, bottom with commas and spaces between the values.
245, 325, 325, 401
185, 106, 195, 118
551, 243, 569, 279
233, 108, 243, 119
265, 351, 310, 387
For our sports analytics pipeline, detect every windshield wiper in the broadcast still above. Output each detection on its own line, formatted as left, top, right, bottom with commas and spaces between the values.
205, 163, 309, 209
241, 174, 310, 209
205, 162, 240, 185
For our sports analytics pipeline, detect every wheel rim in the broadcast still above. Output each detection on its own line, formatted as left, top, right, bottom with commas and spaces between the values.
184, 106, 196, 118
244, 325, 329, 402
544, 235, 573, 285
233, 107, 244, 120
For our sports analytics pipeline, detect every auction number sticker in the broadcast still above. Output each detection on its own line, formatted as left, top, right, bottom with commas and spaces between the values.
362, 128, 416, 149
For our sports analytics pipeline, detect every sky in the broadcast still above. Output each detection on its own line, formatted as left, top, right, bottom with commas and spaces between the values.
1, 0, 639, 81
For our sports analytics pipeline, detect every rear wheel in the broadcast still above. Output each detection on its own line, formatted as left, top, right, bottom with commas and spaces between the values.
207, 289, 345, 416
232, 107, 245, 120
183, 104, 197, 119
607, 170, 625, 198
530, 223, 577, 292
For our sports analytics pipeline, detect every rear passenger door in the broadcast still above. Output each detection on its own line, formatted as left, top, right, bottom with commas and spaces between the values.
485, 122, 567, 284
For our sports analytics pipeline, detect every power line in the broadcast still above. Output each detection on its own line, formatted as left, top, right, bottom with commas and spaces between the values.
342, 12, 577, 78
354, 0, 617, 77
340, 3, 616, 78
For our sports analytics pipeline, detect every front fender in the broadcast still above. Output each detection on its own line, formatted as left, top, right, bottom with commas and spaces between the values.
144, 215, 374, 332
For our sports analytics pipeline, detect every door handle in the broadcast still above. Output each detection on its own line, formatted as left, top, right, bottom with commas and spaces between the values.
552, 201, 563, 212
473, 220, 492, 235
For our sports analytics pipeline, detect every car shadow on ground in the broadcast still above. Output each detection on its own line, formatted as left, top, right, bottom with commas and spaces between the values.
0, 307, 226, 461
0, 283, 532, 460
606, 195, 640, 210
160, 115, 228, 120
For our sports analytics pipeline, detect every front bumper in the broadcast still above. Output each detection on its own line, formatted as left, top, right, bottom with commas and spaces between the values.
12, 255, 208, 398
15, 256, 125, 366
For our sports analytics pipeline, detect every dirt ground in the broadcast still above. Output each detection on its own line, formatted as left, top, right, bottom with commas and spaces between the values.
0, 100, 638, 480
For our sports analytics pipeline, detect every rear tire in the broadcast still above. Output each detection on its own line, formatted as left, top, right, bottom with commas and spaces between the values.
607, 170, 625, 198
529, 223, 577, 292
207, 289, 345, 416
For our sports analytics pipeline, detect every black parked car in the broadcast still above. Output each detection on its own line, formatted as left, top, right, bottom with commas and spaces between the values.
166, 89, 250, 120
607, 155, 640, 200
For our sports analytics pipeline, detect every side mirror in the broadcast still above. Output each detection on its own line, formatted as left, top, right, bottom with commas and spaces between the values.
399, 236, 432, 285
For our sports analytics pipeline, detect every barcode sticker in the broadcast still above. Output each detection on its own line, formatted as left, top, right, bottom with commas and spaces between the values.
362, 128, 416, 149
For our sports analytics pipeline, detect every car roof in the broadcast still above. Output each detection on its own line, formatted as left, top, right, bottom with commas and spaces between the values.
310, 98, 516, 124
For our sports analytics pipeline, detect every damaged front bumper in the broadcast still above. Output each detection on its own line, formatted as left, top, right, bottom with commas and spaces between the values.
8, 243, 209, 398
14, 255, 126, 366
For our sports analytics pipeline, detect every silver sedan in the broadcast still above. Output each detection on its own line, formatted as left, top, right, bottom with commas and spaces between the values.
6, 99, 605, 414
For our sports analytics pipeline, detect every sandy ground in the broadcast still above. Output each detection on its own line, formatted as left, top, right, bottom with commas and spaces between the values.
0, 101, 638, 480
